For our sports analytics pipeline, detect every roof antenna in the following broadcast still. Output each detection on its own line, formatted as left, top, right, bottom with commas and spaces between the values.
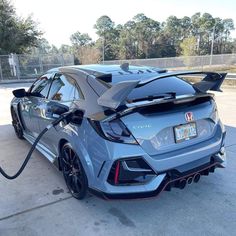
120, 62, 129, 71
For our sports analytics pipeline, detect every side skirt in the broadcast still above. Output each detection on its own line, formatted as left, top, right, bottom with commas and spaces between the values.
23, 132, 57, 164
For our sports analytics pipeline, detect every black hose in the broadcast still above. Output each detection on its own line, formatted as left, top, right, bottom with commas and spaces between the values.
0, 114, 67, 180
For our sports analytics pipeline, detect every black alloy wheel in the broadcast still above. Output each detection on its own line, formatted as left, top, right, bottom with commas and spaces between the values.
11, 108, 24, 139
61, 143, 88, 199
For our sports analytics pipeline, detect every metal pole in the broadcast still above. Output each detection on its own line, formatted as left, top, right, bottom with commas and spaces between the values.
39, 55, 43, 74
196, 36, 200, 54
0, 58, 3, 81
210, 25, 216, 66
0, 59, 3, 80
102, 37, 105, 64
13, 54, 20, 80
61, 54, 65, 66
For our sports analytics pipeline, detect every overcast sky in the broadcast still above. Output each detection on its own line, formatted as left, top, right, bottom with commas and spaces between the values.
12, 0, 236, 47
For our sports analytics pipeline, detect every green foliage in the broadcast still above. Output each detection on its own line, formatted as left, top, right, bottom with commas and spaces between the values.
68, 12, 236, 63
70, 32, 92, 47
94, 15, 119, 60
91, 12, 235, 61
0, 0, 42, 54
69, 30, 100, 64
118, 14, 161, 59
94, 15, 115, 37
180, 37, 197, 56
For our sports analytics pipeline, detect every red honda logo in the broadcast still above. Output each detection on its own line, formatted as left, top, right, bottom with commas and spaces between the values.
185, 112, 194, 122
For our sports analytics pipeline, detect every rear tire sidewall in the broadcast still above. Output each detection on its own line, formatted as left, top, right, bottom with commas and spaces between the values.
61, 143, 88, 200
11, 108, 24, 139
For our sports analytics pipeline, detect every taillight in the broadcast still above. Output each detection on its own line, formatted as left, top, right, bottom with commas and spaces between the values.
210, 99, 219, 123
89, 118, 138, 144
107, 157, 156, 185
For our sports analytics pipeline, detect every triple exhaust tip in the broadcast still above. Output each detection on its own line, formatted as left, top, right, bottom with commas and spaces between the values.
178, 173, 201, 189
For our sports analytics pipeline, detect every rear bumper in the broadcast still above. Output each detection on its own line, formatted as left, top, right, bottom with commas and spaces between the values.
89, 154, 225, 200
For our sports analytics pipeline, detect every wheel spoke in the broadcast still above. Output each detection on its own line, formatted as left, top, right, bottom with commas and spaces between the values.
63, 168, 71, 175
69, 148, 72, 160
12, 111, 23, 138
71, 153, 76, 165
62, 157, 70, 166
62, 146, 87, 199
73, 175, 82, 192
76, 175, 83, 188
64, 149, 71, 163
66, 175, 73, 186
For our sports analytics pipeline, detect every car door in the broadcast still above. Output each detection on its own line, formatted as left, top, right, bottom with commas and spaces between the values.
20, 73, 54, 138
37, 73, 84, 155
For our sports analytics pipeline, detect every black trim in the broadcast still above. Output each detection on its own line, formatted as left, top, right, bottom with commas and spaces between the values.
89, 157, 224, 200
97, 161, 106, 178
87, 118, 138, 145
88, 93, 214, 122
96, 74, 112, 83
107, 157, 156, 186
136, 71, 226, 92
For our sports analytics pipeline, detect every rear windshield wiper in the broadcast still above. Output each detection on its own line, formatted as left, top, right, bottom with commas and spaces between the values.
129, 92, 176, 103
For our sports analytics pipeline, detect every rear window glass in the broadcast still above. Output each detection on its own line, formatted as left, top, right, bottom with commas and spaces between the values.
110, 74, 196, 100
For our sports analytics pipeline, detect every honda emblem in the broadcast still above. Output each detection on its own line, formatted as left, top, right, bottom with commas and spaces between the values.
185, 112, 194, 122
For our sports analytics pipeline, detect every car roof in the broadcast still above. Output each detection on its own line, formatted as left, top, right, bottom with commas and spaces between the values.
47, 64, 165, 77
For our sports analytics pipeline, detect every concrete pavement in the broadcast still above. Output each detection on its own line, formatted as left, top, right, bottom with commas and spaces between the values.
0, 83, 236, 236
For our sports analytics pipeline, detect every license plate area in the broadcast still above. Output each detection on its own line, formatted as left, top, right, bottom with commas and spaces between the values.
174, 122, 197, 143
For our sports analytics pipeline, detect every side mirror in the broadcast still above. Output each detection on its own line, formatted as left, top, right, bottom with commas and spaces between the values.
12, 89, 27, 98
47, 102, 69, 116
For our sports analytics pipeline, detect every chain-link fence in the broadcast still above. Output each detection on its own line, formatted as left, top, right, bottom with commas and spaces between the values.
0, 53, 74, 82
104, 54, 236, 70
1, 53, 236, 82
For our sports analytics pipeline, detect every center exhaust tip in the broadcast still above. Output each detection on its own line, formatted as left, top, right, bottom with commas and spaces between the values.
187, 177, 193, 185
193, 173, 201, 183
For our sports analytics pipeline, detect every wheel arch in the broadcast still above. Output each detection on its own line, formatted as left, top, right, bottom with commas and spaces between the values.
57, 138, 69, 171
10, 104, 17, 118
11, 102, 25, 129
57, 137, 95, 186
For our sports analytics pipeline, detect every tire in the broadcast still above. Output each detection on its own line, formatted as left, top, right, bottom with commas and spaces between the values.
11, 108, 24, 139
61, 143, 88, 200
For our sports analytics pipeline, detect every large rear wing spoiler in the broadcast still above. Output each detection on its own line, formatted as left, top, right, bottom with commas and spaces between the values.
97, 71, 227, 109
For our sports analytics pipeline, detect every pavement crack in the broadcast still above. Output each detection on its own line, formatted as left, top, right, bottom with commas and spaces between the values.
0, 196, 72, 222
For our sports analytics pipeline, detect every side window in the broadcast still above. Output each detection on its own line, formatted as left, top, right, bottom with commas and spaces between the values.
48, 74, 83, 102
30, 73, 53, 98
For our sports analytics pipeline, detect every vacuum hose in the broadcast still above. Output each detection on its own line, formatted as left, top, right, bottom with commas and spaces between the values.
0, 111, 73, 180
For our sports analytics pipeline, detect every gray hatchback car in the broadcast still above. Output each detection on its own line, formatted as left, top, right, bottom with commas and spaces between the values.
10, 64, 227, 200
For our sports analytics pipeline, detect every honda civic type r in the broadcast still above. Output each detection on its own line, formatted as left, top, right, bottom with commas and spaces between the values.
10, 64, 227, 200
